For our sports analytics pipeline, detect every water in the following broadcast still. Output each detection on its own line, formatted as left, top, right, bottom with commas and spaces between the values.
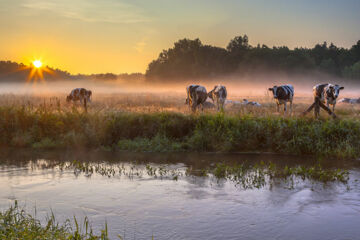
0, 149, 360, 240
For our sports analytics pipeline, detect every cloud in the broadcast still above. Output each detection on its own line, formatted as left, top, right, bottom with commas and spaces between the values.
21, 0, 151, 24
134, 39, 147, 53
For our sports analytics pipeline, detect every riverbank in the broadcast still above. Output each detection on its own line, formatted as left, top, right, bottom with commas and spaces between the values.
1, 106, 360, 158
0, 202, 110, 240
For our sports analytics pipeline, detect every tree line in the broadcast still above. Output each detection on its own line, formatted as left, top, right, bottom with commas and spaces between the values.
145, 35, 360, 81
2, 35, 360, 83
0, 60, 143, 83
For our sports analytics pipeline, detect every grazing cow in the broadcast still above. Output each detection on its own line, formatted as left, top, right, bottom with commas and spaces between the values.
185, 84, 208, 112
268, 84, 294, 114
313, 84, 344, 113
338, 98, 360, 104
208, 85, 227, 110
66, 88, 92, 110
241, 99, 261, 107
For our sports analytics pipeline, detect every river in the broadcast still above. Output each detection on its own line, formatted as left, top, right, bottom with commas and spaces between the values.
0, 149, 359, 240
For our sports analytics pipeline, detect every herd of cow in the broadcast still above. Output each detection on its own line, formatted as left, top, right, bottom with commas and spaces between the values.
66, 83, 359, 117
185, 83, 346, 117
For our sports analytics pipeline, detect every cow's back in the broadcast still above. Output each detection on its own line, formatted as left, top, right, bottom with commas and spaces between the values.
196, 86, 208, 104
313, 84, 328, 99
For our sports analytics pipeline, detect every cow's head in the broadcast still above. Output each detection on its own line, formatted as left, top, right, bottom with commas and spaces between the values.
86, 90, 92, 103
207, 86, 219, 101
208, 90, 214, 101
185, 86, 190, 105
268, 86, 279, 98
66, 95, 72, 102
328, 85, 344, 99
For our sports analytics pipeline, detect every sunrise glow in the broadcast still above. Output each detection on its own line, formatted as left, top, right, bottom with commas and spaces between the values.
33, 60, 42, 68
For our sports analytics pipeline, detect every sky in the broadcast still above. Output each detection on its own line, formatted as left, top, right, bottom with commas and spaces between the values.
0, 0, 360, 74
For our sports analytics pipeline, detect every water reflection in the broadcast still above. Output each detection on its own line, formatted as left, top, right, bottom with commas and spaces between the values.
0, 149, 359, 240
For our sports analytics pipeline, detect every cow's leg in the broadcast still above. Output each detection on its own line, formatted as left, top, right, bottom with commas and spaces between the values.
315, 98, 320, 118
191, 103, 197, 113
84, 98, 87, 112
188, 100, 192, 111
303, 102, 316, 116
333, 103, 336, 112
318, 101, 336, 118
284, 102, 287, 115
289, 100, 293, 115
276, 103, 280, 112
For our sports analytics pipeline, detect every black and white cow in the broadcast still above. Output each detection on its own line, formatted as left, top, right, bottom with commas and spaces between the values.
185, 84, 208, 112
338, 98, 360, 104
268, 84, 294, 114
208, 85, 227, 110
313, 83, 344, 112
66, 88, 92, 109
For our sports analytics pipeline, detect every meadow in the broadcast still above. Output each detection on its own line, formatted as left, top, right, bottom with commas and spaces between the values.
1, 92, 360, 159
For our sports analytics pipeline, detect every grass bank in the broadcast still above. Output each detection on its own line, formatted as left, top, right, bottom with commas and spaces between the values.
0, 201, 110, 240
1, 106, 360, 158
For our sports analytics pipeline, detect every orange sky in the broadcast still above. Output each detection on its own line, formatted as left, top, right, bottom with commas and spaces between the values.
1, 0, 359, 74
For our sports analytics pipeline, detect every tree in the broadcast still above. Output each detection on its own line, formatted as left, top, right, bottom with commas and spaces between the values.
226, 35, 250, 52
145, 35, 360, 81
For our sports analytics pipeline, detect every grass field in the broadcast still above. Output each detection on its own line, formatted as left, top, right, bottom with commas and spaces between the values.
1, 93, 360, 159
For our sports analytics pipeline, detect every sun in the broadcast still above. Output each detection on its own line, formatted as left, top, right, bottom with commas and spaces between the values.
25, 58, 53, 83
33, 60, 42, 68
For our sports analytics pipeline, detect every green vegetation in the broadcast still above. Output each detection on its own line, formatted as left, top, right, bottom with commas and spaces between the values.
211, 162, 349, 189
146, 36, 360, 80
0, 201, 110, 240
59, 160, 349, 189
2, 106, 360, 158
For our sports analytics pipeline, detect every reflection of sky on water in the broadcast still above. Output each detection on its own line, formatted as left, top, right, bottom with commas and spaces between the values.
0, 150, 360, 240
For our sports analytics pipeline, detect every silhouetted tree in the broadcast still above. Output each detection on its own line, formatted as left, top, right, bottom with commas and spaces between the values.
146, 35, 360, 81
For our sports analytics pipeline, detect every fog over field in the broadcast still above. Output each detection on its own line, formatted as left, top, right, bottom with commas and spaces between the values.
1, 71, 359, 100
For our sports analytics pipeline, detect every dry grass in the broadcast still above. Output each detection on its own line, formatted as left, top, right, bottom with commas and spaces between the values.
1, 92, 359, 119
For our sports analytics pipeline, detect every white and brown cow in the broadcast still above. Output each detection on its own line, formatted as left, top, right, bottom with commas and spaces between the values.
185, 84, 208, 112
66, 88, 92, 110
208, 85, 227, 111
268, 84, 294, 114
313, 83, 344, 113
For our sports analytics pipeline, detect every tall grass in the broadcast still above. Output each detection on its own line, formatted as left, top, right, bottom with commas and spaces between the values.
0, 201, 110, 240
1, 104, 360, 158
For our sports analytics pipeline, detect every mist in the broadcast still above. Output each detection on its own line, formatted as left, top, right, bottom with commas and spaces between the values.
1, 71, 359, 101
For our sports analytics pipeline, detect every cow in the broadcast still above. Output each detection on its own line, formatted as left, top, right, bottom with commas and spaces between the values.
185, 84, 208, 112
208, 85, 227, 111
268, 84, 294, 114
338, 98, 360, 104
66, 88, 92, 111
241, 99, 261, 107
313, 84, 344, 115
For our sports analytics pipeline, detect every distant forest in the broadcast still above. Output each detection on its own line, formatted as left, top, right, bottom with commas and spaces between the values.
0, 61, 143, 83
146, 35, 360, 81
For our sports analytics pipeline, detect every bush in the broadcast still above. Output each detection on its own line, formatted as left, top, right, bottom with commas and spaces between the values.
1, 106, 360, 158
